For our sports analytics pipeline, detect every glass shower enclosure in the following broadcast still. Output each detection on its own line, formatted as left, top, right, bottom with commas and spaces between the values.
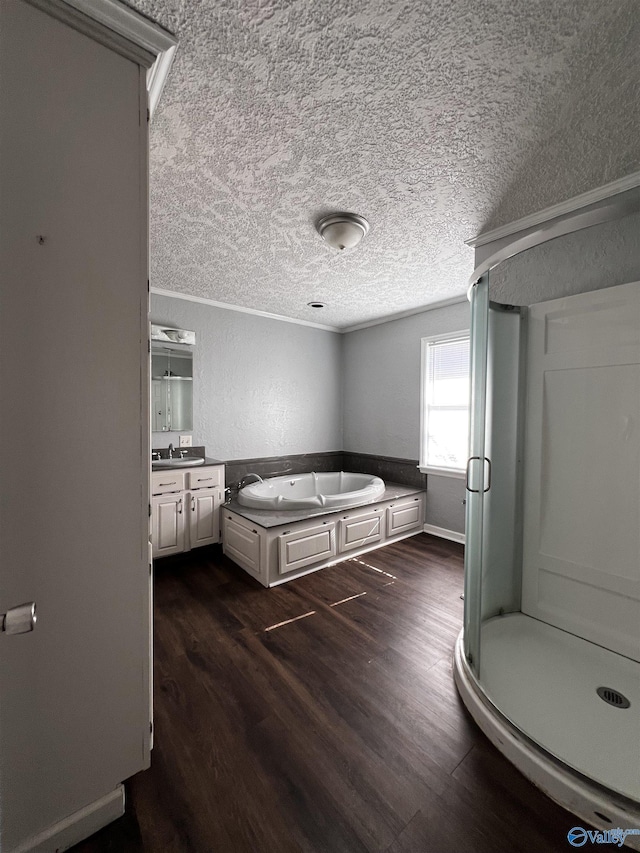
456, 190, 640, 833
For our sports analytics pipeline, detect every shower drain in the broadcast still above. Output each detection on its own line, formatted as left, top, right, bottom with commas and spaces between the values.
596, 686, 631, 709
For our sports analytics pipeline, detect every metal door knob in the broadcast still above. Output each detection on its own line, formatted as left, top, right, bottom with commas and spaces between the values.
2, 602, 37, 635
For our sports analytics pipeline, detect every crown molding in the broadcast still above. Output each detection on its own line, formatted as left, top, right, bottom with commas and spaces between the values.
466, 170, 640, 249
152, 289, 471, 335
341, 295, 468, 334
150, 289, 342, 333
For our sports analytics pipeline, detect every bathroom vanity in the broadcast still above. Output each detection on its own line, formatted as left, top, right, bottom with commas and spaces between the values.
223, 484, 425, 587
152, 463, 225, 558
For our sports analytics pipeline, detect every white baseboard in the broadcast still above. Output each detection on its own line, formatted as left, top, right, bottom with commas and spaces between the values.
10, 786, 124, 853
423, 523, 465, 545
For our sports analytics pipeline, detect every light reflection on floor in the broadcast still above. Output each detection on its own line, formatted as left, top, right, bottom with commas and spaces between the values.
350, 557, 397, 580
264, 611, 316, 632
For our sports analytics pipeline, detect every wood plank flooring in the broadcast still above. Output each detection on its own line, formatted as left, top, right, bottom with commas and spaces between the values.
71, 534, 581, 852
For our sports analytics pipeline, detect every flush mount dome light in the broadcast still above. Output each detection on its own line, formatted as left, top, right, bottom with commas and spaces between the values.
317, 212, 369, 251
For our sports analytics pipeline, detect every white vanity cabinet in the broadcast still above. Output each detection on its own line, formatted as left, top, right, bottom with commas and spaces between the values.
151, 464, 224, 558
223, 490, 425, 587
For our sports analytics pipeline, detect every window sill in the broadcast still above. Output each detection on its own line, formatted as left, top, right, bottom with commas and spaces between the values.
418, 466, 466, 480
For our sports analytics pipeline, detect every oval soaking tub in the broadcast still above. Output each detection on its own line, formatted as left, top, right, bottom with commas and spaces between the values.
238, 471, 385, 511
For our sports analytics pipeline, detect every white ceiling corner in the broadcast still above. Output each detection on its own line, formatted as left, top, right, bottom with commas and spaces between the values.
129, 0, 640, 329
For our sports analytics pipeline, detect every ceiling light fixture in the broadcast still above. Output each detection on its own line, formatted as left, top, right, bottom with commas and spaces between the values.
307, 301, 325, 308
317, 212, 370, 251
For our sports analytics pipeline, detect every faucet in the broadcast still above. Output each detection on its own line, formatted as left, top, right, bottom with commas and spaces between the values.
238, 472, 263, 488
168, 442, 175, 459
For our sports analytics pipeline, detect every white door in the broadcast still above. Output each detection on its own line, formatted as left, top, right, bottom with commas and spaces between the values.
521, 281, 640, 660
0, 2, 150, 849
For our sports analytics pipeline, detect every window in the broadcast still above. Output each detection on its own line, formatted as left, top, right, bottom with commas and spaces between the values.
420, 333, 470, 476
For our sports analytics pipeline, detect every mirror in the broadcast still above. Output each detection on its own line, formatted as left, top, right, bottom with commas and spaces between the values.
151, 345, 193, 432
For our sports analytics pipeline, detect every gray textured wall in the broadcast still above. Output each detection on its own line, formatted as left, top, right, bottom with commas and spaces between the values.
343, 301, 471, 534
151, 294, 343, 459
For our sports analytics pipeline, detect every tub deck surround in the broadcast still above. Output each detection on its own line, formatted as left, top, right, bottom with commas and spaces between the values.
223, 482, 426, 587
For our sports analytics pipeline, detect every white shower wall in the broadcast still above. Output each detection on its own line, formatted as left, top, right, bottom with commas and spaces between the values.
521, 281, 640, 660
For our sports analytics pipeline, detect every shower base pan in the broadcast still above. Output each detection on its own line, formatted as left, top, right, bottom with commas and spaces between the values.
454, 613, 640, 849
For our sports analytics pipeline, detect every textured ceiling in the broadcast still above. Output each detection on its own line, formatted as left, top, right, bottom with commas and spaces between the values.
129, 0, 640, 329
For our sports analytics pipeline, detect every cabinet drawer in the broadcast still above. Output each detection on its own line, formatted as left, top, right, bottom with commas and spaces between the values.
387, 497, 423, 536
338, 509, 384, 553
278, 522, 336, 575
152, 471, 186, 495
188, 466, 223, 490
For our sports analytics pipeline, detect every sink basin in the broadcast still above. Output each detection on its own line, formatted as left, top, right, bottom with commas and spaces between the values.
152, 457, 205, 470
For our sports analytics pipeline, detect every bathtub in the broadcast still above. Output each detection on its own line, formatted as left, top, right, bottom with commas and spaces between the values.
237, 471, 385, 511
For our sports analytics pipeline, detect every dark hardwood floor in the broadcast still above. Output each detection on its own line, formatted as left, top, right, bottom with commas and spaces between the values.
72, 534, 580, 852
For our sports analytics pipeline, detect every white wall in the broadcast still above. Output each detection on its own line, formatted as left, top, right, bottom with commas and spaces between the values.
343, 301, 471, 535
151, 294, 343, 459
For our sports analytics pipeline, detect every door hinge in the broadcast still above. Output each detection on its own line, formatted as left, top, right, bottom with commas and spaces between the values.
147, 278, 150, 292
148, 503, 152, 517
150, 721, 153, 734
147, 107, 150, 123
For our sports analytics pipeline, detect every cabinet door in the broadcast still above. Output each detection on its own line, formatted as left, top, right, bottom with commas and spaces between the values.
387, 496, 424, 537
224, 514, 263, 580
338, 508, 384, 553
278, 522, 336, 575
189, 488, 221, 548
152, 493, 186, 557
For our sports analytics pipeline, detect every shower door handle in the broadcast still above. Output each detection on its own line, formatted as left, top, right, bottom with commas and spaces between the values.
466, 457, 480, 492
484, 457, 491, 492
466, 457, 492, 493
